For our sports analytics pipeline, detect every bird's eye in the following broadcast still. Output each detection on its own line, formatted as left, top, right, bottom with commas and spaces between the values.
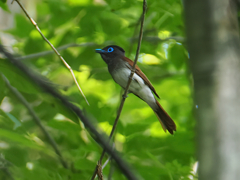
107, 47, 114, 52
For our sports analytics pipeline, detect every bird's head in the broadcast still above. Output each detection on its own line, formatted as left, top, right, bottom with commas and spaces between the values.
95, 45, 125, 64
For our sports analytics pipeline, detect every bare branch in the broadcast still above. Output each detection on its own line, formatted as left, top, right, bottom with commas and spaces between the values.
102, 156, 112, 170
16, 36, 184, 61
91, 0, 147, 179
2, 74, 68, 169
16, 42, 98, 61
128, 14, 143, 56
107, 160, 115, 180
12, 0, 89, 105
142, 36, 185, 43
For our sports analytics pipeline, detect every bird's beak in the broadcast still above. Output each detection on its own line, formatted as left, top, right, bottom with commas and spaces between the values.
95, 49, 106, 53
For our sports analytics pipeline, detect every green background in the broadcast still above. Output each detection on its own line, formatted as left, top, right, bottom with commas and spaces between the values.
0, 0, 196, 179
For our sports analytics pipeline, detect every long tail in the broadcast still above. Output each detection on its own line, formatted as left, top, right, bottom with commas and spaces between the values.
153, 99, 176, 134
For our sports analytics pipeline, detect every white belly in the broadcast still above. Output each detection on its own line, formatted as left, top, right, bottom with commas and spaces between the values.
112, 68, 156, 108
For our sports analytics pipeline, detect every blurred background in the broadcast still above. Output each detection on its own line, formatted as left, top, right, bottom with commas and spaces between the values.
0, 0, 196, 179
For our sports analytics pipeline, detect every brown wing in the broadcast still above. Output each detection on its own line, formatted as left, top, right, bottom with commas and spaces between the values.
122, 56, 160, 98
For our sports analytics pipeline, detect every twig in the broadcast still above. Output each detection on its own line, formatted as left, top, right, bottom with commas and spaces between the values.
0, 45, 140, 180
16, 36, 184, 61
128, 14, 143, 56
2, 74, 68, 169
102, 142, 114, 170
16, 42, 98, 61
11, 0, 89, 105
142, 36, 185, 43
102, 155, 112, 169
107, 159, 115, 180
91, 0, 147, 179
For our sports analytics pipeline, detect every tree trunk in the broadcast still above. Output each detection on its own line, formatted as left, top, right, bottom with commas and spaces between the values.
185, 0, 240, 180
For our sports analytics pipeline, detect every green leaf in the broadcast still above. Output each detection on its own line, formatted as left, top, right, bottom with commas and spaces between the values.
7, 14, 33, 38
47, 119, 79, 132
0, 59, 40, 94
6, 112, 22, 130
168, 43, 188, 70
0, 1, 10, 12
0, 129, 48, 152
0, 109, 22, 130
74, 158, 95, 170
55, 100, 79, 124
4, 147, 27, 166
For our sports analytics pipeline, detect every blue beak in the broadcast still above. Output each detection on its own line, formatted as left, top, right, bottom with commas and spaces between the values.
95, 49, 105, 53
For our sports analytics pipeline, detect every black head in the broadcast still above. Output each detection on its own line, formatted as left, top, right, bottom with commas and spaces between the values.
95, 45, 125, 64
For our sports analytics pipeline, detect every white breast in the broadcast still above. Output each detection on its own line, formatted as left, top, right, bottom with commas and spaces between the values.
112, 68, 156, 108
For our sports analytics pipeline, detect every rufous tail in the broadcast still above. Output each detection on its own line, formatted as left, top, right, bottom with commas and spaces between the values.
154, 99, 176, 134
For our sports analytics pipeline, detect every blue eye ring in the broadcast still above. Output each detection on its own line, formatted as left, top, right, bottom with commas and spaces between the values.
107, 47, 114, 52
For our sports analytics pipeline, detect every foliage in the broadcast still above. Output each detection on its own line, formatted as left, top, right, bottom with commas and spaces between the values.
0, 0, 195, 179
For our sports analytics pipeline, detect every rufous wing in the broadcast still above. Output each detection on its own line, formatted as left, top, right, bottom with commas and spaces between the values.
122, 56, 160, 98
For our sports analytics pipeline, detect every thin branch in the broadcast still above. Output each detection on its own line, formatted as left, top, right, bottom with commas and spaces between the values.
11, 0, 89, 105
102, 156, 112, 170
142, 36, 185, 43
107, 160, 115, 180
128, 14, 143, 56
2, 74, 68, 169
0, 45, 140, 180
16, 42, 98, 61
102, 142, 114, 170
16, 36, 184, 61
91, 0, 147, 179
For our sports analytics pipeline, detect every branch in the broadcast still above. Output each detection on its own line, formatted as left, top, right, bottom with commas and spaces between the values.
128, 14, 143, 56
1, 74, 68, 169
107, 160, 115, 180
96, 161, 103, 180
11, 0, 89, 105
102, 156, 112, 170
142, 36, 185, 43
0, 45, 140, 180
16, 36, 184, 61
16, 42, 98, 61
91, 0, 147, 179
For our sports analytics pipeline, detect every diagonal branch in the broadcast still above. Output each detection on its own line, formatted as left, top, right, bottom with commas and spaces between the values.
11, 0, 89, 105
2, 74, 68, 169
91, 0, 147, 179
0, 45, 140, 180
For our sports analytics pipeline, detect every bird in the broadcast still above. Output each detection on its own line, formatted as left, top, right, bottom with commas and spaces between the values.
95, 45, 176, 134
